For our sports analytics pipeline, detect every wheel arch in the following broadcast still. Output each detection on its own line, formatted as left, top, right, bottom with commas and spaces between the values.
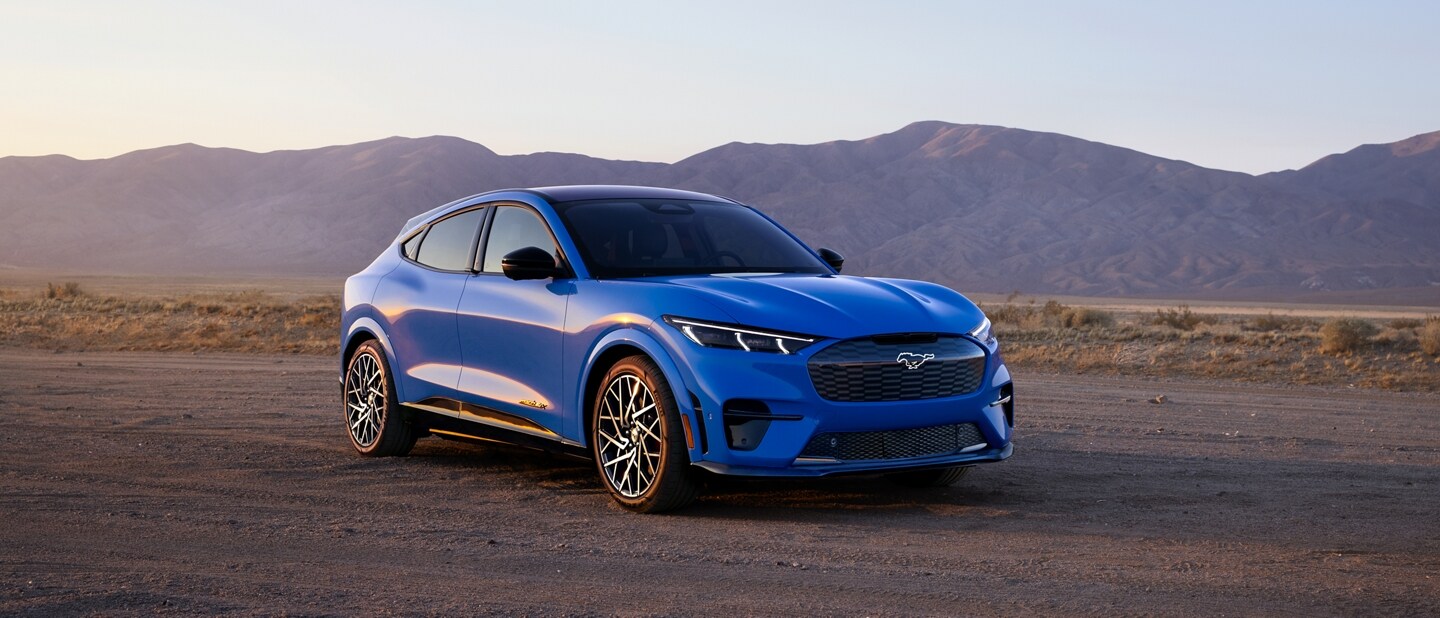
341, 318, 408, 404
578, 329, 699, 461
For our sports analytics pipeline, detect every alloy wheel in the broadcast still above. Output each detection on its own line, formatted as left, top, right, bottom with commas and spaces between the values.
596, 373, 662, 498
345, 351, 385, 448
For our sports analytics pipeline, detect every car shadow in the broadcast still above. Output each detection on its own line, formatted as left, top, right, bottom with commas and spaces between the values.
406, 435, 1019, 513
399, 431, 1438, 554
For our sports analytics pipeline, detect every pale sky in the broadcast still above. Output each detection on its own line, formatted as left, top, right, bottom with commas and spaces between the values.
2, 0, 1438, 173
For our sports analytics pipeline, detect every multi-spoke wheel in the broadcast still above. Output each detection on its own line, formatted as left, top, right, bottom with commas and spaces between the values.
597, 373, 662, 498
592, 355, 698, 512
343, 340, 416, 457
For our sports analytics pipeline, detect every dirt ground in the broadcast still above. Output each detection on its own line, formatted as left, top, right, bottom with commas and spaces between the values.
1, 349, 1437, 616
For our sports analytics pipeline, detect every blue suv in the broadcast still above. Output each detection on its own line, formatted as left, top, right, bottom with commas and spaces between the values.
341, 185, 1014, 512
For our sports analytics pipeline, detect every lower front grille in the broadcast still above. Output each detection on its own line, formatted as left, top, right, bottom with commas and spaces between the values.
798, 423, 986, 461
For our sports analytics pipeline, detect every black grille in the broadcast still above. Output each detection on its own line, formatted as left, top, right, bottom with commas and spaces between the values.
799, 423, 986, 461
807, 335, 986, 402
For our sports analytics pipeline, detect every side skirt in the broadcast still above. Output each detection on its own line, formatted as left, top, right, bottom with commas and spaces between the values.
404, 400, 589, 460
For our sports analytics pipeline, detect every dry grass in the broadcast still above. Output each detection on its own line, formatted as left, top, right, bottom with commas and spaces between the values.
0, 283, 335, 354
1151, 305, 1215, 331
982, 299, 1116, 330
3, 284, 1437, 391
1389, 317, 1425, 329
1247, 313, 1316, 332
984, 298, 1439, 392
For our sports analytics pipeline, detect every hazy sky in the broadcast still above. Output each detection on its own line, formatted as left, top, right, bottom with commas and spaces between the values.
3, 1, 1438, 173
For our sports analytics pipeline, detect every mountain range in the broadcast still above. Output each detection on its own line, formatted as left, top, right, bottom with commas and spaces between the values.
1, 121, 1437, 303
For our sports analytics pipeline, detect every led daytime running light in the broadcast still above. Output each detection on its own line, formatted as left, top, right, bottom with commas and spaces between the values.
665, 316, 817, 355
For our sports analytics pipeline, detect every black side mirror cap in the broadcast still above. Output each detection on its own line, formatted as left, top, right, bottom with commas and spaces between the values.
500, 246, 560, 280
817, 248, 844, 273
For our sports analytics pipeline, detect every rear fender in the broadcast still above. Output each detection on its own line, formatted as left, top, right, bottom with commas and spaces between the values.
342, 317, 408, 404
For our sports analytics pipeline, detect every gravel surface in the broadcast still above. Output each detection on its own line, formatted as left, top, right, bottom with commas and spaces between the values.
1, 349, 1437, 616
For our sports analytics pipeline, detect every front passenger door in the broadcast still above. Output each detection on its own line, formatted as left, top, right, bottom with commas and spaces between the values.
455, 205, 572, 438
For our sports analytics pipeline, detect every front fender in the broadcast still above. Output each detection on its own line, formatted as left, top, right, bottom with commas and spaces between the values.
578, 327, 702, 462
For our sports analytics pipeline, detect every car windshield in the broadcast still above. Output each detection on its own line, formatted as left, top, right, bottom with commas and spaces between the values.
554, 199, 830, 278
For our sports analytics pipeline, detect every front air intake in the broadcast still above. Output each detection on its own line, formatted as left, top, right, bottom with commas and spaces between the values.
722, 399, 773, 451
799, 423, 986, 461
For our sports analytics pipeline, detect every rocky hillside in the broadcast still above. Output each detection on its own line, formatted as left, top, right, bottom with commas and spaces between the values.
1, 122, 1436, 302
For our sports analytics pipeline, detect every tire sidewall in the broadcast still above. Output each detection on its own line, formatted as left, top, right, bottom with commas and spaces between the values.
344, 341, 398, 455
592, 356, 688, 511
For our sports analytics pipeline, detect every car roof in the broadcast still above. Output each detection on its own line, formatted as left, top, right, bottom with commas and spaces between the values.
398, 185, 742, 239
525, 185, 738, 204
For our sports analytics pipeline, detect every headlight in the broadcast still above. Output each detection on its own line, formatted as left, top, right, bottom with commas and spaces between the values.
663, 316, 819, 355
969, 316, 996, 348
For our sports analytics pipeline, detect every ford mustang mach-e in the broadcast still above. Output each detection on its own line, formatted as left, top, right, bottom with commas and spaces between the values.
341, 185, 1014, 512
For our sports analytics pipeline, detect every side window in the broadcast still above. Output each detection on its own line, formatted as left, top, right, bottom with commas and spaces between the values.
414, 208, 485, 271
482, 206, 559, 273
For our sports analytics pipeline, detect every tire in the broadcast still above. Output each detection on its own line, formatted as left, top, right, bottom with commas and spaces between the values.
591, 355, 699, 513
343, 340, 417, 457
885, 466, 971, 488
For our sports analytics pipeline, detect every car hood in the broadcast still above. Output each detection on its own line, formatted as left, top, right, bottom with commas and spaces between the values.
631, 273, 985, 339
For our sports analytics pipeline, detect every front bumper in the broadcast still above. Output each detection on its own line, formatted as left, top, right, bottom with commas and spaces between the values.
694, 443, 1013, 478
657, 328, 1015, 477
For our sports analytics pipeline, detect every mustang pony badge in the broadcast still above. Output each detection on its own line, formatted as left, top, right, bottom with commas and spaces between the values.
895, 352, 935, 370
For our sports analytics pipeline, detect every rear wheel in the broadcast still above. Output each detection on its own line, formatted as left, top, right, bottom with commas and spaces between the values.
592, 355, 698, 513
885, 466, 971, 487
343, 340, 416, 457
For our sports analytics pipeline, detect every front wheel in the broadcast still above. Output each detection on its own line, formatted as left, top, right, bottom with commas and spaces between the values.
592, 355, 698, 513
343, 340, 416, 457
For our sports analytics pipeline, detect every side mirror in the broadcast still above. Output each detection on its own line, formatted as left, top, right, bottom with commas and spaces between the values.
817, 248, 844, 273
500, 246, 560, 280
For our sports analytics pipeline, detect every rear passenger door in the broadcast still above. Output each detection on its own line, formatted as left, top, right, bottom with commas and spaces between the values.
374, 206, 487, 404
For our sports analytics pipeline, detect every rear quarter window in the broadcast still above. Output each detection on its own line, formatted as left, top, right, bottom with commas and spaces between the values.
413, 208, 485, 271
401, 230, 425, 260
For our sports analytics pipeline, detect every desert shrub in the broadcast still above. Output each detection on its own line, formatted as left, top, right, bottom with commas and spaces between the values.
1389, 317, 1424, 329
1151, 305, 1212, 331
1060, 307, 1115, 328
1194, 321, 1244, 343
297, 310, 335, 328
45, 281, 84, 300
1250, 313, 1287, 331
1422, 321, 1440, 356
216, 289, 268, 304
1319, 318, 1378, 355
987, 299, 1115, 330
1248, 313, 1315, 332
1374, 327, 1412, 346
983, 302, 1033, 325
1042, 300, 1068, 318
